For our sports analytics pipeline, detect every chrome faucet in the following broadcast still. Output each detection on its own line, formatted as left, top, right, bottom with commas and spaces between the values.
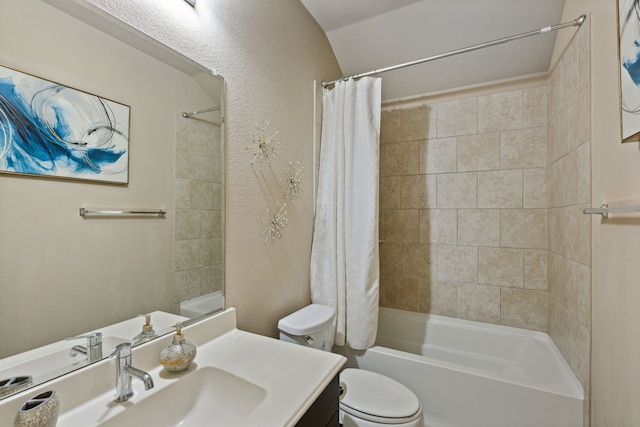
110, 342, 154, 402
66, 332, 103, 363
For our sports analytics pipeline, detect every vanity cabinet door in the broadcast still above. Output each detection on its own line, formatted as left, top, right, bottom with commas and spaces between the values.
295, 374, 339, 427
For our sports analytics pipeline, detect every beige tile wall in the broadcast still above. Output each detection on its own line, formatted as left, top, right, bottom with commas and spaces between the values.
379, 18, 592, 416
380, 84, 549, 331
548, 20, 592, 408
174, 117, 225, 311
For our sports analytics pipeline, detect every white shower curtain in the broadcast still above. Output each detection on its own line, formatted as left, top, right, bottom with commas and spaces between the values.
310, 77, 381, 350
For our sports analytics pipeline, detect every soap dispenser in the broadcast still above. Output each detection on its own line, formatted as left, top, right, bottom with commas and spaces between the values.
159, 323, 196, 372
133, 314, 156, 345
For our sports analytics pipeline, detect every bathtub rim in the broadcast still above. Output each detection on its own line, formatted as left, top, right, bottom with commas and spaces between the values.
370, 307, 585, 400
179, 290, 224, 317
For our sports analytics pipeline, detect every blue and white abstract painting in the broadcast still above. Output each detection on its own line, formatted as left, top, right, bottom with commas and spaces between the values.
619, 0, 640, 142
0, 65, 129, 183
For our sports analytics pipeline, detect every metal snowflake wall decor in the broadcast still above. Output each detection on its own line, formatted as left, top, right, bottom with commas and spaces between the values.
261, 202, 288, 243
282, 161, 304, 200
249, 121, 279, 166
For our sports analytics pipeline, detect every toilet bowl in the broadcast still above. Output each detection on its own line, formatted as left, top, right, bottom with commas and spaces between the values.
339, 368, 423, 427
278, 304, 423, 427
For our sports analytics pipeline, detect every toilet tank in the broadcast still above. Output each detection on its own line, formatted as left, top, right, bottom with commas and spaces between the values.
278, 304, 335, 352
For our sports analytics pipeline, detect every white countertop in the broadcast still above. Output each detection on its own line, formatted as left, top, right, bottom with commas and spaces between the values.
0, 308, 346, 426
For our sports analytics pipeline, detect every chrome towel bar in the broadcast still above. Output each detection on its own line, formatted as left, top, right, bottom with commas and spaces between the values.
79, 208, 166, 217
583, 204, 640, 218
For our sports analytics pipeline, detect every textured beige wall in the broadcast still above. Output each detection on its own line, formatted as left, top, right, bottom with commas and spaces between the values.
81, 0, 342, 337
379, 79, 550, 332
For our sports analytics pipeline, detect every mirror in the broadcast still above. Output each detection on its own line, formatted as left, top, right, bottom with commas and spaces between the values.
0, 0, 224, 399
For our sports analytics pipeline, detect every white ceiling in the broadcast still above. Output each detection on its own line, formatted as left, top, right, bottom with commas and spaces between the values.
301, 0, 569, 100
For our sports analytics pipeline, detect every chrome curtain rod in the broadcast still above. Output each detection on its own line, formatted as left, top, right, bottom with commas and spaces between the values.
322, 15, 586, 87
182, 106, 221, 118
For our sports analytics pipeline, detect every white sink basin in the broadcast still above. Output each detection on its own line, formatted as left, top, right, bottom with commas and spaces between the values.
62, 367, 267, 426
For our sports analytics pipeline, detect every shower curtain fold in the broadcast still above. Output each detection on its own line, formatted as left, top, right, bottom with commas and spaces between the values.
310, 77, 381, 350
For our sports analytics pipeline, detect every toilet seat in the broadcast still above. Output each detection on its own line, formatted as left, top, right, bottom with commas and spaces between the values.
339, 368, 422, 424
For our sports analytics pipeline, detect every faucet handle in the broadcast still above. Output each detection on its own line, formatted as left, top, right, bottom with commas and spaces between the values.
66, 332, 103, 347
110, 342, 132, 359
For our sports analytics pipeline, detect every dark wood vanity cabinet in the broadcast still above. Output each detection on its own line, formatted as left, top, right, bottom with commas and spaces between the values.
295, 374, 340, 427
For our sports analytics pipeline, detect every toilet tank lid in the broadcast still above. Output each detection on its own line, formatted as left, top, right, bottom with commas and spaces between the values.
278, 304, 335, 335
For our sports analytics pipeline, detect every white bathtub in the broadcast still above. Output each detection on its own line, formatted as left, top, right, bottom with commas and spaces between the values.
334, 308, 584, 427
179, 291, 224, 317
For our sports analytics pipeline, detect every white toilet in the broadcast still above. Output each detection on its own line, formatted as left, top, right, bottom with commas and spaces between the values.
278, 304, 423, 427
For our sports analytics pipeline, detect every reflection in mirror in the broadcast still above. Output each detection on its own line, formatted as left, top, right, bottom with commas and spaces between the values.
0, 0, 224, 400
174, 103, 225, 318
